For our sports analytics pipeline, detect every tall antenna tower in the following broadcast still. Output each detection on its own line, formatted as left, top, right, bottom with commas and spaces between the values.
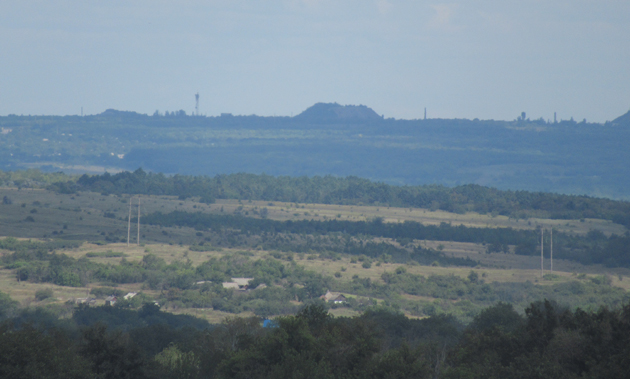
424, 108, 427, 120
195, 93, 200, 116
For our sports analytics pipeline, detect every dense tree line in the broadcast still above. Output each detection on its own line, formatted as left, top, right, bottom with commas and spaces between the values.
42, 169, 630, 226
141, 210, 630, 268
142, 210, 536, 244
1, 300, 629, 378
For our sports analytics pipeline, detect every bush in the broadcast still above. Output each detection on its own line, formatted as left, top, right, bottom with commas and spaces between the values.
0, 291, 18, 318
590, 275, 612, 285
35, 288, 54, 301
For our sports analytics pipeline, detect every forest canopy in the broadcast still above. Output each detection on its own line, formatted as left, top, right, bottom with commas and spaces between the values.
35, 169, 630, 227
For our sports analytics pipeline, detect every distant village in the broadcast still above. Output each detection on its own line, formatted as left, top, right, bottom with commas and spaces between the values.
74, 277, 347, 308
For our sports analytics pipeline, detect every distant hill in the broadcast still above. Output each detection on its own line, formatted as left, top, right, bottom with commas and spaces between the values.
3, 103, 630, 199
294, 102, 383, 123
610, 109, 630, 126
98, 109, 147, 118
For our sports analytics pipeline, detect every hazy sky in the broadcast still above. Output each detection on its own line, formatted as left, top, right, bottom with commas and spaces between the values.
1, 1, 629, 122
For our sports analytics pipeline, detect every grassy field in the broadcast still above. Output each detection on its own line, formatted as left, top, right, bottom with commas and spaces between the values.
206, 199, 627, 236
1, 186, 628, 321
1, 239, 628, 321
1, 188, 626, 243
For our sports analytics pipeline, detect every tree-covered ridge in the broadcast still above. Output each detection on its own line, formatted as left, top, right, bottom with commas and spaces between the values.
142, 211, 534, 244
42, 169, 630, 226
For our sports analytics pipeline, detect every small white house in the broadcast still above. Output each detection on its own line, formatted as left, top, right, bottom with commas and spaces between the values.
320, 290, 347, 304
222, 278, 254, 290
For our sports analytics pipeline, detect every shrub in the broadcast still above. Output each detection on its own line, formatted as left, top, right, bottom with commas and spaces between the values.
590, 275, 612, 285
35, 288, 53, 301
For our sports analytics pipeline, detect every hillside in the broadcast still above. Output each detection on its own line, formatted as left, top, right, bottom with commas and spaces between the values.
0, 179, 628, 322
294, 102, 383, 122
1, 104, 630, 199
610, 109, 630, 126
0, 173, 628, 379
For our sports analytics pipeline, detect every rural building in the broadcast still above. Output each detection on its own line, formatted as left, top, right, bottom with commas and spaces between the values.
222, 277, 254, 290
75, 297, 97, 305
105, 296, 117, 306
320, 290, 347, 304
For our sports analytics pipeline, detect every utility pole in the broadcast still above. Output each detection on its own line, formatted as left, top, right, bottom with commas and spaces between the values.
137, 197, 141, 245
541, 229, 544, 278
550, 228, 553, 273
127, 197, 132, 246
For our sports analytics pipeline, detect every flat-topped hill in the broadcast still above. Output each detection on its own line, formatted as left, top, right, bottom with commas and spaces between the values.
294, 102, 383, 123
